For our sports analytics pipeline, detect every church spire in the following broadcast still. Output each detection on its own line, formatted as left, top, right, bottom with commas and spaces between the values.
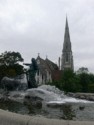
65, 16, 69, 29
61, 17, 74, 71
63, 16, 71, 52
65, 16, 70, 39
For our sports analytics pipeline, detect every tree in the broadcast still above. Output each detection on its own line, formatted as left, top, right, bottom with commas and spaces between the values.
0, 51, 23, 66
76, 67, 89, 74
78, 73, 89, 92
0, 51, 24, 81
48, 68, 94, 93
61, 69, 81, 92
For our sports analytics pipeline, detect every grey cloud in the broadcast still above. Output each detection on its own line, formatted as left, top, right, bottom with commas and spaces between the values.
0, 0, 94, 72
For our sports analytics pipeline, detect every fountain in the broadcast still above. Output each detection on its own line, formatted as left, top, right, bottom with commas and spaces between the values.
0, 84, 94, 120
25, 85, 92, 104
24, 85, 94, 120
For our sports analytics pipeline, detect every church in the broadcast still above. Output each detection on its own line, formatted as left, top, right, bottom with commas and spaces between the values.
35, 17, 74, 85
61, 17, 74, 71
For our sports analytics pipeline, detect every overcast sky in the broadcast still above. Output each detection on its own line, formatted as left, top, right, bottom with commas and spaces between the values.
0, 0, 94, 72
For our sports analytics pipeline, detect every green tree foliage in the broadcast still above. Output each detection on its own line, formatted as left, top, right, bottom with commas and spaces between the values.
88, 84, 94, 93
76, 67, 89, 74
48, 67, 94, 93
61, 69, 82, 92
0, 51, 24, 81
0, 51, 23, 66
78, 73, 89, 92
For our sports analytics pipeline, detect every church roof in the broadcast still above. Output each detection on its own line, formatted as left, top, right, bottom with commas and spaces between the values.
36, 56, 59, 75
45, 58, 59, 71
36, 56, 51, 75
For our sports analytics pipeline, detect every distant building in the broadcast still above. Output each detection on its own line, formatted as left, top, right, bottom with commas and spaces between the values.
61, 17, 74, 71
27, 17, 74, 85
35, 17, 74, 85
35, 55, 59, 85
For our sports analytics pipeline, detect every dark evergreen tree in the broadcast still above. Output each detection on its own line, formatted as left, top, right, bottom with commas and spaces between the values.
0, 51, 24, 81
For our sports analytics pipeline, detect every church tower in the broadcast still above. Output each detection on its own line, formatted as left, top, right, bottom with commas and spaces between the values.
61, 17, 74, 71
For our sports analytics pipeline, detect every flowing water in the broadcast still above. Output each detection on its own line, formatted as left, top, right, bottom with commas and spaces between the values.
0, 85, 94, 121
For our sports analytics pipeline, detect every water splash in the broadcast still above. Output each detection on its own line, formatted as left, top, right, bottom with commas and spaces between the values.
26, 85, 93, 104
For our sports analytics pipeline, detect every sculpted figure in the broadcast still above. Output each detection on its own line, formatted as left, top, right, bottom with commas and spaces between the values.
25, 58, 38, 88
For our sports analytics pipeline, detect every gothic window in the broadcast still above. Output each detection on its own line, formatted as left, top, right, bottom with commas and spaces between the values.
66, 53, 68, 62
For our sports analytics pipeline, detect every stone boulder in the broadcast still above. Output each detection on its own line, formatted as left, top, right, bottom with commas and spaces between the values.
24, 86, 62, 110
1, 74, 28, 91
67, 92, 94, 101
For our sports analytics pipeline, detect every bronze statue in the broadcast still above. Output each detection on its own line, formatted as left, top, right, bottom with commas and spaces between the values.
24, 58, 38, 88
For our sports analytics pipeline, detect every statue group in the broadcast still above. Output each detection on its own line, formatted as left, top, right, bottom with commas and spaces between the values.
24, 58, 38, 88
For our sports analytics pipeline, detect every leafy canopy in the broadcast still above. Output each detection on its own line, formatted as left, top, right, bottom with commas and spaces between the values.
0, 51, 24, 66
0, 51, 24, 80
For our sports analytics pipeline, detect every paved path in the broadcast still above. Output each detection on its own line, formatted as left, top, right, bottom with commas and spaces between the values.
0, 109, 94, 125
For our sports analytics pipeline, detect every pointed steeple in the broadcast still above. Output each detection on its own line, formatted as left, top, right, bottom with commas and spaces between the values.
63, 16, 71, 52
61, 17, 74, 71
65, 16, 69, 30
